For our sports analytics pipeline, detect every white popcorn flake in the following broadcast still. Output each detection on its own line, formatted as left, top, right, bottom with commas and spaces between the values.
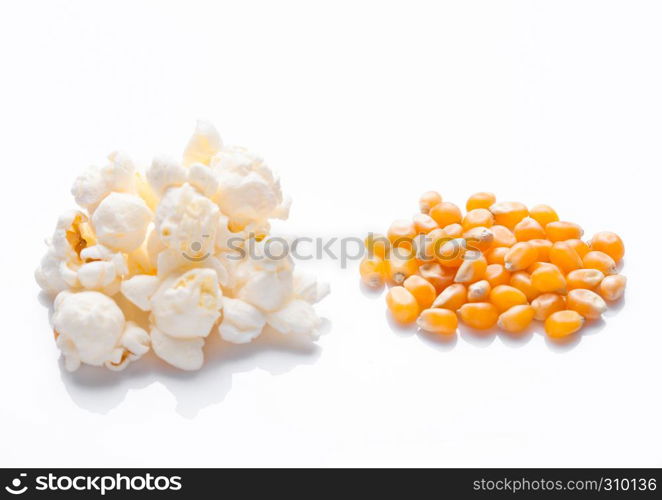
71, 151, 137, 211
146, 155, 187, 196
218, 298, 266, 344
183, 119, 223, 167
267, 299, 322, 339
92, 192, 152, 252
188, 163, 219, 198
121, 274, 160, 311
151, 327, 204, 371
105, 321, 151, 371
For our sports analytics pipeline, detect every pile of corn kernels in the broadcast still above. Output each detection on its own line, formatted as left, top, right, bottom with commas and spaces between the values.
360, 191, 626, 338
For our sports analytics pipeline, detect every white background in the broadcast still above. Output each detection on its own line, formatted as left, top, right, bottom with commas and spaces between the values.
1, 0, 661, 467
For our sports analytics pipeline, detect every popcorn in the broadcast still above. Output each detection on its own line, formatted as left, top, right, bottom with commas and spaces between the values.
36, 121, 328, 372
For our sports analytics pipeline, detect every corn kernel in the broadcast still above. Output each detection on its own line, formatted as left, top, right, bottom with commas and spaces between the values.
590, 231, 625, 262
545, 310, 584, 338
432, 283, 467, 310
504, 242, 538, 271
490, 225, 517, 248
529, 204, 559, 228
531, 293, 566, 321
417, 308, 458, 334
454, 251, 487, 283
566, 288, 607, 320
404, 275, 437, 309
365, 232, 390, 259
386, 286, 419, 324
528, 238, 553, 262
498, 304, 535, 333
566, 269, 604, 290
582, 250, 617, 275
466, 192, 496, 211
418, 262, 454, 292
485, 264, 511, 287
509, 271, 540, 301
359, 256, 386, 288
489, 201, 529, 229
464, 226, 494, 252
387, 219, 416, 248
419, 191, 442, 214
485, 246, 508, 265
531, 262, 566, 293
437, 238, 468, 268
412, 213, 439, 234
514, 217, 546, 241
386, 254, 419, 285
489, 284, 528, 312
462, 208, 494, 230
418, 228, 445, 260
565, 239, 590, 258
549, 241, 583, 273
545, 221, 583, 242
599, 274, 627, 301
467, 279, 491, 302
442, 223, 464, 239
458, 302, 499, 329
429, 202, 462, 227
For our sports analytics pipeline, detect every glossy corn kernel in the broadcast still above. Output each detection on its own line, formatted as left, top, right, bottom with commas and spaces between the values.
417, 308, 458, 334
498, 304, 535, 333
359, 256, 386, 288
510, 271, 540, 301
529, 204, 559, 228
485, 246, 509, 265
485, 264, 511, 287
429, 201, 462, 227
432, 283, 467, 311
387, 219, 416, 248
386, 286, 419, 324
419, 191, 442, 214
504, 242, 539, 272
462, 208, 494, 230
442, 223, 464, 239
599, 274, 627, 301
545, 310, 584, 338
527, 239, 552, 262
566, 288, 607, 320
549, 241, 583, 273
582, 250, 617, 275
437, 238, 468, 267
403, 275, 437, 309
545, 221, 583, 242
590, 231, 625, 262
490, 225, 517, 248
463, 226, 494, 252
386, 254, 419, 285
364, 232, 390, 259
531, 293, 566, 321
467, 279, 491, 302
454, 251, 487, 283
565, 239, 590, 258
413, 213, 439, 234
514, 217, 546, 241
458, 302, 499, 330
531, 263, 566, 293
566, 269, 604, 290
489, 201, 529, 229
466, 192, 496, 211
418, 228, 445, 260
418, 262, 454, 292
489, 284, 528, 312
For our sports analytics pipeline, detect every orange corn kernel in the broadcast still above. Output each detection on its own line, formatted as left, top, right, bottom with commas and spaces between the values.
582, 250, 617, 275
545, 310, 584, 338
418, 228, 446, 260
386, 254, 419, 285
529, 204, 559, 228
510, 271, 540, 301
462, 208, 494, 230
466, 192, 496, 211
485, 246, 508, 265
566, 288, 607, 320
566, 269, 604, 290
419, 191, 442, 214
418, 262, 454, 293
531, 262, 566, 293
386, 286, 419, 324
549, 241, 583, 273
599, 274, 627, 301
545, 221, 583, 242
387, 219, 416, 247
464, 226, 494, 252
432, 283, 467, 311
442, 223, 464, 239
359, 256, 386, 288
527, 238, 552, 262
467, 280, 491, 302
498, 304, 535, 333
565, 239, 590, 258
437, 238, 468, 267
429, 202, 462, 227
504, 242, 539, 272
514, 217, 546, 241
365, 233, 390, 259
412, 213, 439, 234
489, 201, 528, 229
454, 251, 488, 283
485, 264, 511, 287
490, 225, 517, 248
403, 275, 437, 309
417, 308, 458, 334
590, 231, 625, 262
531, 293, 566, 321
489, 284, 528, 312
458, 302, 499, 330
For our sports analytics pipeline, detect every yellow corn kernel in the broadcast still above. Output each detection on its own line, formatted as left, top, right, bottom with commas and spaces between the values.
418, 262, 455, 293
566, 269, 604, 290
458, 302, 499, 330
467, 279, 491, 302
419, 191, 442, 214
463, 226, 494, 252
485, 246, 508, 265
454, 251, 487, 283
386, 254, 419, 285
489, 201, 529, 229
531, 262, 566, 293
489, 284, 528, 312
442, 223, 464, 239
490, 225, 517, 248
418, 228, 445, 261
590, 231, 625, 262
529, 204, 559, 228
386, 286, 419, 324
466, 192, 496, 211
509, 271, 540, 301
527, 238, 552, 262
582, 250, 617, 275
498, 304, 535, 333
365, 232, 390, 259
599, 274, 627, 301
387, 219, 416, 248
437, 238, 468, 267
565, 239, 590, 258
412, 213, 439, 234
549, 241, 583, 273
566, 288, 607, 320
432, 283, 467, 310
403, 275, 437, 309
462, 208, 494, 230
359, 256, 386, 288
514, 217, 546, 241
531, 293, 566, 321
545, 310, 584, 338
429, 202, 462, 227
484, 263, 511, 287
545, 221, 583, 242
417, 308, 458, 334
504, 242, 539, 272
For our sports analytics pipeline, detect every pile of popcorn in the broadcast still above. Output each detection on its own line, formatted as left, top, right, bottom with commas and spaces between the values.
36, 122, 329, 371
